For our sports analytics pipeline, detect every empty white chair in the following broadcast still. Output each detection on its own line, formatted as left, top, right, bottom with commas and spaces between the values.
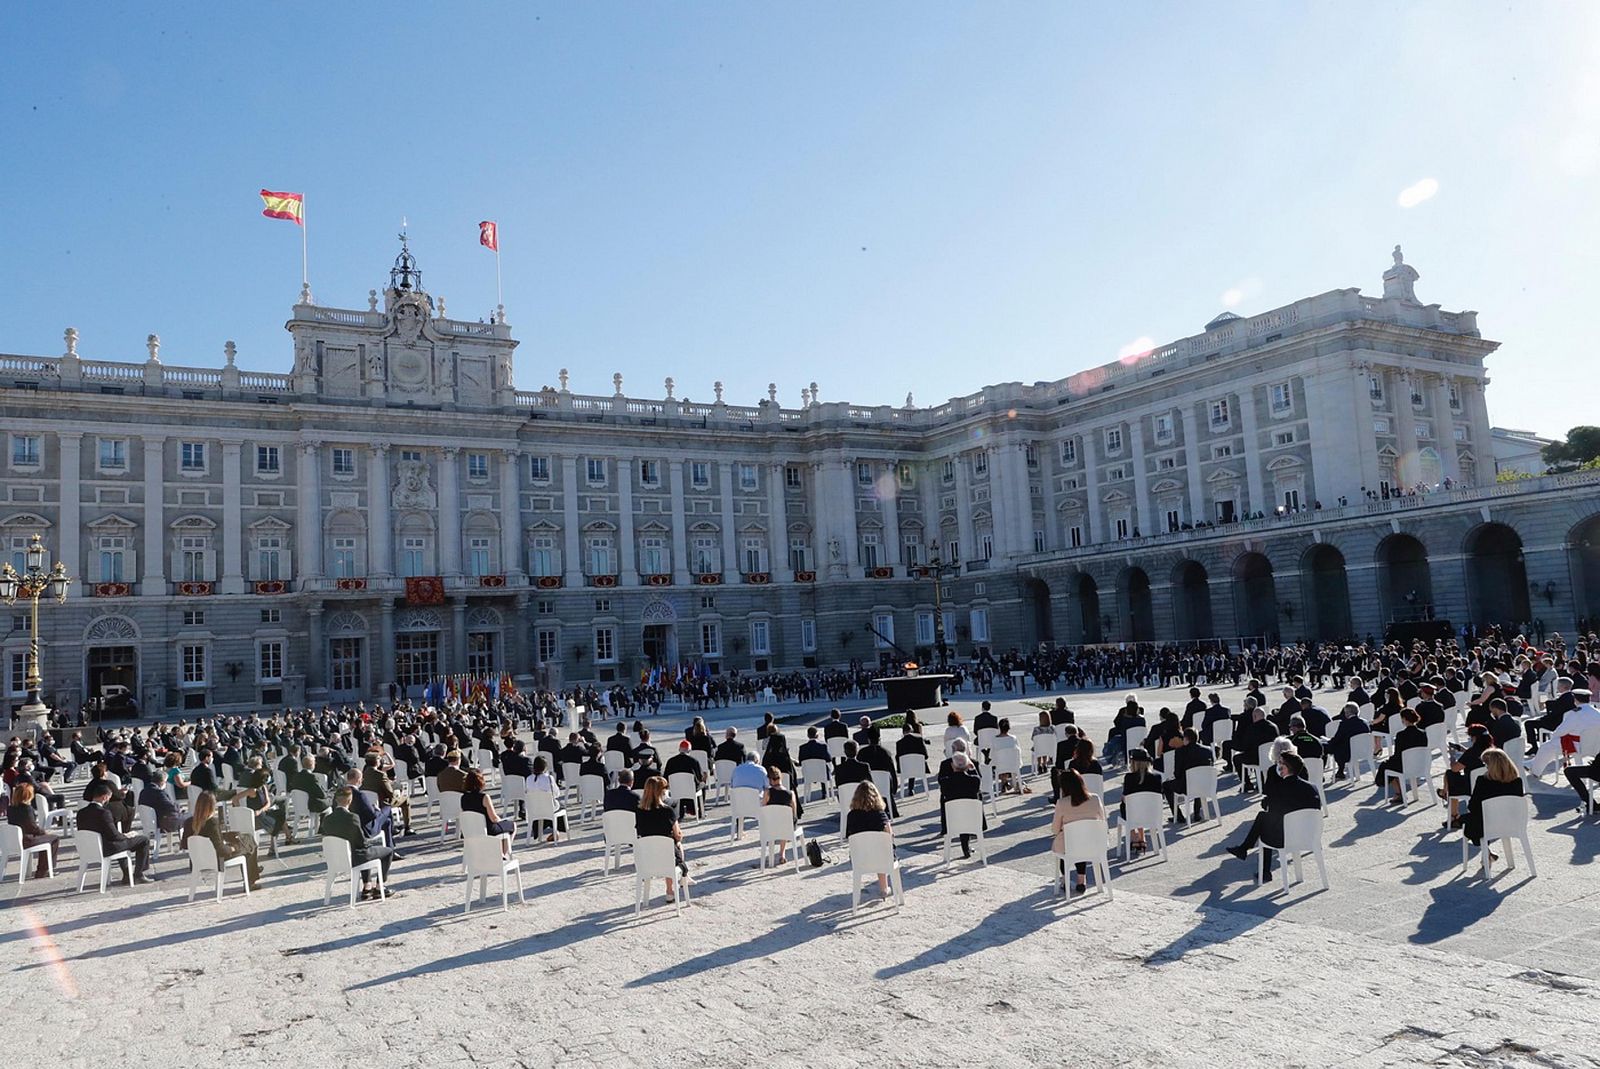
272, 770, 288, 797
75, 829, 134, 893
1462, 795, 1537, 879
578, 774, 606, 824
826, 737, 847, 764
713, 759, 738, 804
321, 838, 385, 907
1118, 792, 1168, 862
1210, 718, 1234, 756
1056, 819, 1113, 900
602, 809, 636, 873
942, 797, 988, 864
289, 789, 321, 837
690, 750, 709, 779
1301, 757, 1329, 812
0, 823, 53, 884
438, 792, 463, 841
185, 834, 249, 902
561, 762, 582, 805
136, 804, 179, 859
1080, 773, 1106, 803
421, 777, 440, 822
870, 769, 894, 804
898, 753, 932, 795
633, 837, 689, 915
463, 836, 525, 913
526, 787, 568, 843
848, 830, 903, 912
476, 749, 497, 781
502, 773, 528, 818
187, 785, 204, 810
975, 727, 1000, 756
728, 786, 762, 842
1346, 737, 1378, 780
1385, 747, 1437, 806
1425, 722, 1447, 760
668, 772, 705, 823
802, 758, 833, 801
1174, 766, 1222, 827
603, 749, 627, 784
219, 764, 236, 790
757, 805, 806, 872
393, 759, 415, 793
1257, 809, 1329, 892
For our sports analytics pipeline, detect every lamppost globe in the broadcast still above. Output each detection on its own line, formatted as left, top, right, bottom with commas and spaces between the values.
24, 533, 45, 573
0, 563, 17, 603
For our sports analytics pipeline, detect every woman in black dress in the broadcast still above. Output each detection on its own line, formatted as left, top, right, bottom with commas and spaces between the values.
180, 790, 262, 889
636, 775, 689, 893
843, 781, 893, 898
1463, 748, 1526, 847
460, 770, 516, 853
1118, 748, 1162, 853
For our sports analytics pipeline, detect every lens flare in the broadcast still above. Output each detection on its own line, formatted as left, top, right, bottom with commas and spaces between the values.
1117, 337, 1155, 364
1397, 178, 1439, 208
22, 908, 77, 998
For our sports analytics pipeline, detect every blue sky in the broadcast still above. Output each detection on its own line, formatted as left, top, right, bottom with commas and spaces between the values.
2, 3, 1594, 438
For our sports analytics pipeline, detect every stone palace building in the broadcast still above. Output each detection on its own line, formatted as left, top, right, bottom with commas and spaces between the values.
1, 241, 1595, 715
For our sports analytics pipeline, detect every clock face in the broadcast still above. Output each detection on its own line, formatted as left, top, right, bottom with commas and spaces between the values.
393, 348, 428, 385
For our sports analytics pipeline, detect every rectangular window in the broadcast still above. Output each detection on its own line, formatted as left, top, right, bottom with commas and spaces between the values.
1159, 457, 1176, 470
970, 608, 990, 644
1105, 427, 1123, 453
739, 464, 759, 491
330, 637, 361, 693
529, 456, 550, 482
973, 452, 989, 477
1416, 421, 1433, 440
394, 632, 437, 690
1061, 439, 1077, 464
1216, 499, 1237, 523
639, 459, 660, 486
594, 598, 612, 614
1283, 488, 1303, 511
1373, 418, 1391, 434
467, 536, 493, 576
1270, 382, 1292, 412
332, 448, 355, 476
1209, 399, 1231, 430
898, 463, 914, 488
181, 535, 209, 581
181, 644, 207, 686
903, 535, 921, 566
741, 537, 764, 574
536, 628, 559, 663
98, 537, 127, 583
1033, 530, 1045, 553
1068, 525, 1082, 548
750, 619, 771, 656
8, 652, 26, 697
181, 441, 207, 472
942, 459, 955, 483
256, 445, 281, 475
1212, 444, 1233, 459
468, 453, 490, 481
800, 618, 817, 653
587, 536, 614, 576
871, 612, 895, 649
980, 533, 993, 560
915, 611, 935, 646
1153, 415, 1173, 443
98, 438, 128, 471
1411, 388, 1425, 408
1369, 376, 1384, 401
11, 435, 40, 467
1025, 443, 1039, 469
1449, 383, 1462, 410
1165, 508, 1181, 532
585, 458, 606, 485
536, 599, 554, 615
1115, 517, 1130, 540
400, 449, 422, 464
789, 538, 810, 573
857, 462, 873, 485
692, 536, 717, 575
947, 539, 960, 564
331, 537, 357, 579
529, 536, 558, 577
1107, 465, 1126, 481
699, 594, 715, 609
182, 609, 205, 627
467, 632, 496, 675
258, 640, 284, 684
700, 621, 721, 658
640, 536, 667, 575
594, 626, 617, 664
861, 532, 880, 568
261, 608, 281, 624
784, 465, 803, 489
1273, 430, 1295, 446
690, 461, 710, 488
255, 536, 283, 581
1454, 425, 1469, 442
402, 537, 427, 578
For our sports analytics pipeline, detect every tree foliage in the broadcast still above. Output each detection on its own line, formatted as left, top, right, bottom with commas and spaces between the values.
1542, 426, 1600, 468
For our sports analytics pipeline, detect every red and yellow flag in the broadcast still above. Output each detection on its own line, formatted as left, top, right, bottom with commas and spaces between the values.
479, 220, 498, 252
259, 189, 304, 225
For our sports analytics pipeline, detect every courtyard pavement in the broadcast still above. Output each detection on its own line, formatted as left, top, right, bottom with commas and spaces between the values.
6, 681, 1599, 1067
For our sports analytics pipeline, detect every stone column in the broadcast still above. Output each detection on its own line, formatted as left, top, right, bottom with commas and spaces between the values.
439, 447, 461, 575
617, 455, 637, 585
58, 433, 81, 595
562, 456, 583, 585
766, 462, 787, 578
834, 458, 860, 579
307, 604, 326, 694
1466, 377, 1494, 485
881, 463, 901, 567
1430, 375, 1462, 484
986, 447, 1013, 559
296, 442, 322, 581
954, 454, 976, 565
377, 598, 396, 695
509, 592, 530, 677
1010, 441, 1034, 555
220, 440, 245, 594
450, 597, 467, 674
369, 445, 392, 576
1082, 433, 1102, 545
669, 460, 690, 582
809, 460, 831, 575
1353, 363, 1383, 495
142, 437, 165, 589
1129, 419, 1151, 536
718, 460, 740, 583
501, 447, 524, 579
1178, 405, 1205, 525
1238, 389, 1266, 514
1393, 368, 1420, 487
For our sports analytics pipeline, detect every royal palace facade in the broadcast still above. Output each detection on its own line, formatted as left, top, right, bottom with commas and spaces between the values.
1, 243, 1596, 715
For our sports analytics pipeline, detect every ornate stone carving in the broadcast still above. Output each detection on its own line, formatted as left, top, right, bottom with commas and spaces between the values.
394, 457, 437, 510
85, 615, 139, 643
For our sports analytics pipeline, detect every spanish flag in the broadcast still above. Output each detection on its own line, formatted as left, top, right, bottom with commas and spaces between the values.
259, 189, 304, 225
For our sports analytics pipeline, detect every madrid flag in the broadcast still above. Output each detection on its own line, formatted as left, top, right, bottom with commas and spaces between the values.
479, 220, 499, 252
259, 189, 304, 225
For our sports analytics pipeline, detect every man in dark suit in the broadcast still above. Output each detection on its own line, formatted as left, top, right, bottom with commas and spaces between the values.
1325, 703, 1371, 779
344, 770, 399, 849
852, 715, 876, 748
77, 782, 154, 882
1160, 728, 1212, 821
822, 710, 849, 744
1232, 707, 1281, 790
663, 741, 705, 818
1200, 695, 1232, 747
894, 728, 928, 764
797, 727, 830, 765
1295, 697, 1331, 739
936, 750, 983, 857
1181, 688, 1207, 730
859, 728, 900, 816
604, 769, 641, 813
972, 701, 999, 736
1525, 678, 1575, 753
321, 787, 396, 900
137, 778, 184, 833
290, 755, 331, 813
501, 740, 534, 780
833, 741, 870, 796
713, 727, 747, 766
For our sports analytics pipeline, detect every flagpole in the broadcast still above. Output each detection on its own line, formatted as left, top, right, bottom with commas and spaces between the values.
300, 195, 310, 299
494, 245, 503, 316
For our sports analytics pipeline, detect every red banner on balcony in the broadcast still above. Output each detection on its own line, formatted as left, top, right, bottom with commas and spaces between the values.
479, 574, 507, 588
696, 573, 722, 586
253, 580, 287, 595
405, 576, 446, 605
535, 575, 563, 590
335, 577, 367, 591
646, 573, 672, 587
94, 582, 132, 598
176, 581, 214, 596
744, 572, 770, 585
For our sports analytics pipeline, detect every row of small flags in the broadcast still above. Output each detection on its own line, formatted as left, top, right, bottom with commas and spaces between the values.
640, 662, 714, 687
421, 673, 518, 707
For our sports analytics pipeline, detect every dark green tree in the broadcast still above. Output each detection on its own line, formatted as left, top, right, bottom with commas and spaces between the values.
1541, 426, 1600, 469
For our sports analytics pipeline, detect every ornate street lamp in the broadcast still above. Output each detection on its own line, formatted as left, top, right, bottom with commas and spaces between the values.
0, 533, 71, 737
913, 539, 962, 667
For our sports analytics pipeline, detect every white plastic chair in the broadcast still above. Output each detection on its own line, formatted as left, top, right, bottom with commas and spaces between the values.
1080, 773, 1106, 803
136, 804, 179, 859
502, 774, 528, 819
668, 772, 705, 823
561, 762, 582, 805
75, 830, 133, 893
1346, 736, 1378, 779
222, 804, 265, 849
633, 836, 688, 915
1055, 820, 1113, 900
602, 809, 636, 873
992, 744, 1023, 791
185, 834, 249, 902
1445, 767, 1486, 830
1301, 757, 1329, 812
578, 774, 606, 824
321, 838, 385, 907
942, 797, 988, 864
728, 787, 762, 842
526, 788, 568, 843
1118, 792, 1168, 862
0, 823, 53, 884
438, 792, 464, 841
871, 769, 894, 805
1385, 747, 1437, 806
802, 758, 833, 801
1257, 809, 1328, 892
1211, 718, 1234, 756
898, 753, 931, 795
713, 759, 738, 804
289, 789, 321, 837
463, 836, 525, 913
476, 749, 497, 782
975, 727, 1000, 756
1425, 723, 1447, 760
848, 830, 903, 912
1175, 766, 1221, 827
1242, 743, 1274, 794
826, 737, 847, 764
757, 805, 806, 872
1462, 795, 1537, 879
421, 777, 441, 822
603, 749, 626, 784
